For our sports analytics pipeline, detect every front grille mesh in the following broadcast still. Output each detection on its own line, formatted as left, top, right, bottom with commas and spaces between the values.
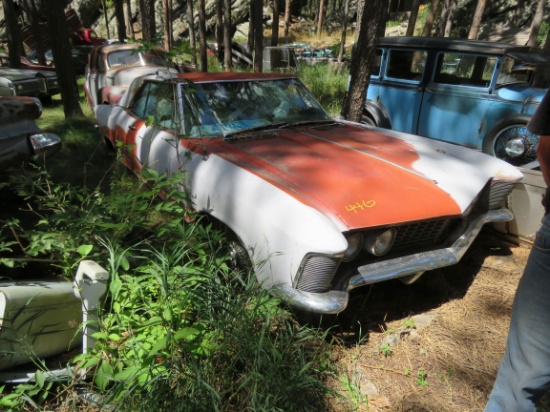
392, 219, 451, 251
489, 181, 516, 210
295, 255, 341, 293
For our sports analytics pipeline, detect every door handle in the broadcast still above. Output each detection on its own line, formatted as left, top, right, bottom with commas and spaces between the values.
128, 125, 137, 130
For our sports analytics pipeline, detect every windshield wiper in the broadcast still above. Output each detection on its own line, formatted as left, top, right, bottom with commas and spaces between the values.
222, 119, 336, 141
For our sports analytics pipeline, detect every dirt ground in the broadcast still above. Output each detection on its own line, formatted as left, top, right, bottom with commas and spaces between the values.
326, 227, 540, 412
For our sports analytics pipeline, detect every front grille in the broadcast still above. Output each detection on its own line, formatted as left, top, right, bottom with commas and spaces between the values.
14, 79, 40, 96
46, 78, 59, 93
294, 254, 341, 293
392, 219, 453, 251
489, 181, 516, 209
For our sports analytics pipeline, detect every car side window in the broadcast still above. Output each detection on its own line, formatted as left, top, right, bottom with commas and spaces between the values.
371, 49, 383, 77
434, 52, 495, 88
386, 49, 426, 81
129, 82, 180, 131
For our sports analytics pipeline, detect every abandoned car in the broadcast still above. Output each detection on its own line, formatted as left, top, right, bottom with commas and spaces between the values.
0, 54, 60, 100
94, 72, 523, 314
362, 37, 550, 166
84, 43, 179, 109
0, 96, 61, 173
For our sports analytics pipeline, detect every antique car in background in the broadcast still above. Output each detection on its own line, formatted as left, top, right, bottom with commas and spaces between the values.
0, 96, 61, 173
94, 72, 522, 314
0, 53, 60, 100
84, 43, 180, 109
362, 37, 550, 166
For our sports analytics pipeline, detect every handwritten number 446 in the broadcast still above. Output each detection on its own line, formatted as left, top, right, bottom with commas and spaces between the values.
346, 200, 376, 213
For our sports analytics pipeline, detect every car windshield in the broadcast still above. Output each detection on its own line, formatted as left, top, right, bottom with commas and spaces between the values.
497, 57, 535, 87
108, 50, 169, 68
181, 78, 332, 138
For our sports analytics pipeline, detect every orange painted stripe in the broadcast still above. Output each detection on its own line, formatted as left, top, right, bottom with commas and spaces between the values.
200, 124, 462, 230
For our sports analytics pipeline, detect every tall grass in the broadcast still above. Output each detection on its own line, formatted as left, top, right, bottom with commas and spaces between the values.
298, 62, 349, 116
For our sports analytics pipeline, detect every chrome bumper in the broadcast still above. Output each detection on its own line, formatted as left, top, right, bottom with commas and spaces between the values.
273, 208, 514, 314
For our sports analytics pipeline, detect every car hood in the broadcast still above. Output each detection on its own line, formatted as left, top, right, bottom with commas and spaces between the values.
0, 68, 37, 81
204, 123, 510, 231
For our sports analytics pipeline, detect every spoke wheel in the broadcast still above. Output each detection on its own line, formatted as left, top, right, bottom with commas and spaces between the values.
482, 115, 538, 167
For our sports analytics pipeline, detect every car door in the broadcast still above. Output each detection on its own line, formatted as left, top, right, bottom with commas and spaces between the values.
373, 48, 427, 133
417, 52, 494, 149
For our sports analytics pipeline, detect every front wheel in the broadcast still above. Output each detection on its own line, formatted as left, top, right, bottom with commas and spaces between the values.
482, 115, 538, 166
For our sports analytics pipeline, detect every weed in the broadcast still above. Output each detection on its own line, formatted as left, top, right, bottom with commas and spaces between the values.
417, 370, 428, 387
340, 373, 368, 410
403, 318, 415, 329
378, 344, 393, 357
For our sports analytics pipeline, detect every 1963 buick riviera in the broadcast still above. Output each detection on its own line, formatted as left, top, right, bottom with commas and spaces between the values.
94, 72, 523, 314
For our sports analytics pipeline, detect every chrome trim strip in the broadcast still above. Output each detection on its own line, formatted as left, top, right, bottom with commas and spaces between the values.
272, 208, 513, 314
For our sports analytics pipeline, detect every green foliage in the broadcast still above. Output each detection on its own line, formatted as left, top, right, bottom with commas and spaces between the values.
298, 63, 348, 116
378, 344, 393, 357
417, 370, 428, 387
0, 159, 332, 410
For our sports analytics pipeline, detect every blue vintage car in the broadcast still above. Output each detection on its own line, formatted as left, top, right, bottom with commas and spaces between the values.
362, 37, 550, 166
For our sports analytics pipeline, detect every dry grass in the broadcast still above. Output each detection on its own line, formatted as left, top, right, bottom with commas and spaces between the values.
326, 230, 536, 411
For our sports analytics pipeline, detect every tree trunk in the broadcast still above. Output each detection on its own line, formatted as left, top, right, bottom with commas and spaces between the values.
342, 0, 388, 122
126, 0, 135, 39
223, 0, 232, 71
102, 0, 111, 39
421, 0, 440, 37
22, 0, 47, 65
187, 0, 197, 67
198, 0, 208, 72
443, 0, 457, 37
42, 0, 83, 118
252, 0, 263, 72
337, 0, 350, 63
406, 0, 421, 36
163, 0, 173, 50
527, 0, 545, 47
354, 0, 364, 40
271, 0, 279, 46
316, 0, 325, 38
468, 0, 486, 40
114, 0, 126, 42
216, 0, 224, 62
3, 0, 23, 68
511, 0, 526, 26
283, 0, 291, 37
140, 0, 156, 41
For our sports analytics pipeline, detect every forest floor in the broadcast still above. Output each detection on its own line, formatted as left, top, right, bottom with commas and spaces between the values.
323, 228, 547, 411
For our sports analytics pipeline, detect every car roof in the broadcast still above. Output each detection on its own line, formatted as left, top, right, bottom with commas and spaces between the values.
377, 36, 548, 59
95, 43, 168, 54
156, 72, 299, 83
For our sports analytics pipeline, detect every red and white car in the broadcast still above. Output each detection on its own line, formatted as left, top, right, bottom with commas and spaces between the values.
84, 43, 179, 109
95, 72, 523, 314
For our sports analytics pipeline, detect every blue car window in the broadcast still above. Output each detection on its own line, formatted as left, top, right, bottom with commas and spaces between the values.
386, 50, 426, 81
434, 52, 495, 88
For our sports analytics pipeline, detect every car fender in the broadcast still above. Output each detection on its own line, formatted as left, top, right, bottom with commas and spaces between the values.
187, 153, 348, 287
139, 133, 348, 288
100, 86, 127, 105
364, 99, 391, 129
0, 77, 14, 96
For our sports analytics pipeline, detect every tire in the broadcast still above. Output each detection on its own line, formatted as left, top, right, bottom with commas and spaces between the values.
361, 112, 378, 126
482, 115, 538, 166
361, 108, 391, 129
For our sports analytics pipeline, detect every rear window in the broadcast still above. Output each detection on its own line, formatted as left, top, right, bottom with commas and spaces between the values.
385, 49, 426, 81
434, 52, 495, 88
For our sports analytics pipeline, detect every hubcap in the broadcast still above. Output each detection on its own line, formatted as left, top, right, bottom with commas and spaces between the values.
504, 138, 526, 158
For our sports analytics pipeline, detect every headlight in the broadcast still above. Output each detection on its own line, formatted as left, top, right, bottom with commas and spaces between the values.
30, 133, 61, 156
363, 228, 396, 257
343, 233, 364, 262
